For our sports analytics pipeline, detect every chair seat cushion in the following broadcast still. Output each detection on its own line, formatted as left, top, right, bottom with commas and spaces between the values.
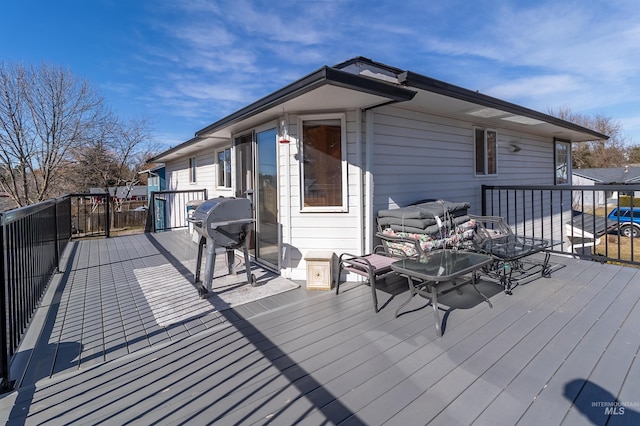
343, 253, 395, 276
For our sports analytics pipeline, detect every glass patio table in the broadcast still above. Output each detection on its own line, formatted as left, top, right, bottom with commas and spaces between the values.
477, 235, 551, 294
391, 249, 494, 336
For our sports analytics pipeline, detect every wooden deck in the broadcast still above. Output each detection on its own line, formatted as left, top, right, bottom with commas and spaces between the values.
1, 231, 640, 425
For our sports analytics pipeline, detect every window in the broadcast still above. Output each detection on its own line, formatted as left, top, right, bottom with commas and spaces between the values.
554, 139, 570, 185
217, 147, 232, 188
189, 157, 197, 183
300, 114, 347, 211
475, 128, 497, 176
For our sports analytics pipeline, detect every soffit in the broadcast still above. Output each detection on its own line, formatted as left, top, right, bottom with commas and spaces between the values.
151, 85, 397, 162
400, 89, 605, 142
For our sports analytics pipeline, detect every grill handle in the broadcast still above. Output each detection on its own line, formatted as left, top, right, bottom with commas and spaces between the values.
186, 217, 203, 228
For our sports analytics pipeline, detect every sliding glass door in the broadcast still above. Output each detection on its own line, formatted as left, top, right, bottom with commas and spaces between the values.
255, 127, 279, 267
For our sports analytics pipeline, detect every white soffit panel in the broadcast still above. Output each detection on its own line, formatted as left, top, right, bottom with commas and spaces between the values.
501, 115, 547, 126
465, 107, 509, 118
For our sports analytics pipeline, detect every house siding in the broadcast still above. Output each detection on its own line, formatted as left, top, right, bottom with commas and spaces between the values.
370, 105, 556, 215
285, 111, 363, 281
365, 105, 568, 251
157, 106, 579, 282
165, 144, 232, 198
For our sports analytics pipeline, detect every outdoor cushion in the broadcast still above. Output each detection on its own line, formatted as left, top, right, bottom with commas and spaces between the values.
379, 218, 476, 257
377, 201, 470, 220
387, 215, 472, 234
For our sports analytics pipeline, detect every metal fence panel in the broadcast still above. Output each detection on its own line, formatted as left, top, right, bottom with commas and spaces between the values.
482, 184, 640, 266
0, 196, 72, 390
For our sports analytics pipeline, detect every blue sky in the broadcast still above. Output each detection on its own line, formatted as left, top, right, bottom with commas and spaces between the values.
2, 0, 639, 150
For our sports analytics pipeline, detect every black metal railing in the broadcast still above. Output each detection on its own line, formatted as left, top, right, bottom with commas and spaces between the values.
151, 189, 207, 232
69, 193, 110, 238
0, 196, 72, 390
481, 184, 640, 266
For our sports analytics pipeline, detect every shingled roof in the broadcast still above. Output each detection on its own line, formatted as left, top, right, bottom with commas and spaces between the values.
573, 166, 640, 183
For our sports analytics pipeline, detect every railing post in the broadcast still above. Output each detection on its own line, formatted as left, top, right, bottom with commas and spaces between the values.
151, 191, 157, 233
0, 214, 9, 391
54, 199, 60, 273
481, 185, 487, 216
105, 195, 111, 238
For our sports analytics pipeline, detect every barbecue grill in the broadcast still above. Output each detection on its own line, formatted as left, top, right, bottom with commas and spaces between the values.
187, 197, 256, 296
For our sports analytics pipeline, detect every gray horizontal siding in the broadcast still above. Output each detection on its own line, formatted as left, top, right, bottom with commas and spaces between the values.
371, 105, 557, 214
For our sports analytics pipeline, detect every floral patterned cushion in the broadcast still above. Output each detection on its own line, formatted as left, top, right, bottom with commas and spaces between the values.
380, 219, 476, 257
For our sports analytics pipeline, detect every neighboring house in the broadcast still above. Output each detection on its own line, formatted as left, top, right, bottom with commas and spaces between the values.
148, 56, 607, 281
572, 166, 640, 206
139, 165, 167, 230
89, 186, 149, 203
139, 165, 166, 199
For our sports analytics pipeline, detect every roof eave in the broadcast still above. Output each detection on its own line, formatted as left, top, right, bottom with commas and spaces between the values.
399, 71, 609, 141
148, 66, 416, 163
147, 136, 202, 164
194, 66, 416, 137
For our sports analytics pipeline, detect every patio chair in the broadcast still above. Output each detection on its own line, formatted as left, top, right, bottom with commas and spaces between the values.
469, 215, 551, 294
336, 245, 407, 313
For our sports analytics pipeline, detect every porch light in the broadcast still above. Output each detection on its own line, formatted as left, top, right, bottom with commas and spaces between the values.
509, 143, 522, 153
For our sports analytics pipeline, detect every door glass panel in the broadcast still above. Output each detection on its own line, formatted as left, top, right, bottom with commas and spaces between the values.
234, 133, 255, 253
234, 134, 253, 199
256, 128, 279, 266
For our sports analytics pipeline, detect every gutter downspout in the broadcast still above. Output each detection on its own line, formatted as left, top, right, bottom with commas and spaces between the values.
282, 113, 292, 279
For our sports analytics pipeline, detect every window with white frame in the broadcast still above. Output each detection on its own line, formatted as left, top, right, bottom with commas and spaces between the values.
554, 139, 571, 185
189, 157, 197, 183
217, 147, 232, 188
299, 114, 347, 211
475, 128, 497, 176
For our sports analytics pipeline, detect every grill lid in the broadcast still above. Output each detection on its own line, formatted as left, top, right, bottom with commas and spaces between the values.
190, 197, 253, 239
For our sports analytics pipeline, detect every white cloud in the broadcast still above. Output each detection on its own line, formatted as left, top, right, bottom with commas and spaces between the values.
487, 74, 583, 101
125, 0, 640, 143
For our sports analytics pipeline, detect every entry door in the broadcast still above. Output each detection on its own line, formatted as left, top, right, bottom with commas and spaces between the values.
255, 127, 279, 267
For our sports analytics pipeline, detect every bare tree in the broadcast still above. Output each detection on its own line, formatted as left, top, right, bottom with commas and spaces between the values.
0, 61, 105, 206
628, 146, 640, 165
71, 115, 155, 212
548, 107, 629, 169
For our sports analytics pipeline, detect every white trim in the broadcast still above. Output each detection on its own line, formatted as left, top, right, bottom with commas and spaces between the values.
215, 146, 232, 189
298, 113, 348, 213
365, 109, 374, 253
281, 113, 293, 279
355, 108, 364, 255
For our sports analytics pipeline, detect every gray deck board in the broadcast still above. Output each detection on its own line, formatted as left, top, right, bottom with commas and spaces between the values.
518, 265, 640, 425
561, 271, 640, 425
3, 232, 640, 425
416, 264, 634, 426
473, 263, 634, 425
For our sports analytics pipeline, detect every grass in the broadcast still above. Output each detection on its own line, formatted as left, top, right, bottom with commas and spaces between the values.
582, 205, 640, 264
595, 234, 640, 264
